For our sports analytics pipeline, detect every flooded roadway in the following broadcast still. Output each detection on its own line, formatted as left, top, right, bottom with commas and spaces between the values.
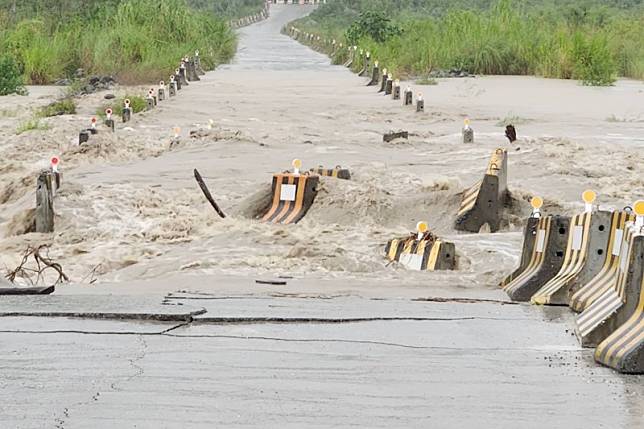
1, 4, 643, 428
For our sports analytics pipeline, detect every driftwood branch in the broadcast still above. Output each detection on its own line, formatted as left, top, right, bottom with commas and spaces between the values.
5, 245, 69, 287
194, 168, 226, 218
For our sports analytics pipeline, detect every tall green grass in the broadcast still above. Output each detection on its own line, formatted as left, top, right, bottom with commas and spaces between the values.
294, 0, 644, 84
0, 0, 240, 84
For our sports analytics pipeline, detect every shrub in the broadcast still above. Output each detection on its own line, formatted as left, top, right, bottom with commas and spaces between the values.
0, 54, 27, 96
38, 99, 77, 117
16, 118, 50, 135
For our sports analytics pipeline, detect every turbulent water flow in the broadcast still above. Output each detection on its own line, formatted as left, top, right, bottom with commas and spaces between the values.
0, 4, 642, 294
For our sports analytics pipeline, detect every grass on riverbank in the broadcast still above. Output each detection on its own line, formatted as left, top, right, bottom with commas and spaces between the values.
0, 0, 239, 85
293, 0, 644, 85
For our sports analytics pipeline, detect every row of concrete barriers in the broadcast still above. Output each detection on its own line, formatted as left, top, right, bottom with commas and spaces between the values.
282, 21, 643, 374
38, 42, 224, 233
502, 197, 644, 373
230, 3, 270, 29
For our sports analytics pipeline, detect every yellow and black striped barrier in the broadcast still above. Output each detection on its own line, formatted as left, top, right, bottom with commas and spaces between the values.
570, 210, 636, 312
261, 160, 319, 225
531, 191, 612, 306
454, 148, 508, 233
499, 199, 543, 287
595, 274, 644, 374
385, 222, 456, 271
310, 166, 351, 180
503, 214, 571, 302
594, 201, 644, 374
575, 218, 643, 347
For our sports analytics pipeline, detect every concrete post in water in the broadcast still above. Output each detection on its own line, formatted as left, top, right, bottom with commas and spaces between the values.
146, 90, 155, 111
174, 69, 182, 90
367, 61, 380, 86
158, 81, 166, 101
378, 68, 388, 92
50, 156, 61, 193
35, 170, 55, 233
179, 61, 189, 86
403, 87, 413, 105
454, 148, 508, 233
78, 122, 90, 144
358, 52, 370, 77
392, 79, 401, 100
89, 117, 98, 135
187, 57, 200, 81
385, 74, 393, 95
169, 75, 177, 97
104, 108, 115, 132
195, 50, 205, 75
122, 98, 131, 123
463, 118, 474, 144
416, 93, 424, 112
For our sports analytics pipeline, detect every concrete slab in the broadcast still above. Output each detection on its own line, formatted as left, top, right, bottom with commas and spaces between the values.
0, 295, 205, 321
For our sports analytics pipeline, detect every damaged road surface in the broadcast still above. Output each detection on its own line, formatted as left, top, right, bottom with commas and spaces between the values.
1, 3, 643, 429
1, 296, 642, 428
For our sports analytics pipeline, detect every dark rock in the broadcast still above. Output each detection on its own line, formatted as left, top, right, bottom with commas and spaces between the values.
104, 94, 116, 100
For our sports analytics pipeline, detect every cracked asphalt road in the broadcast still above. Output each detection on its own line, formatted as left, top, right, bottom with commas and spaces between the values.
1, 296, 643, 428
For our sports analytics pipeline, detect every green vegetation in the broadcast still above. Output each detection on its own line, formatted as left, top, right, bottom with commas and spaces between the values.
16, 118, 50, 134
293, 0, 644, 85
96, 95, 147, 119
38, 99, 76, 117
0, 0, 244, 85
0, 54, 27, 95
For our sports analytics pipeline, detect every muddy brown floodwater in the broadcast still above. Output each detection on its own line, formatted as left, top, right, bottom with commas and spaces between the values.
0, 4, 642, 428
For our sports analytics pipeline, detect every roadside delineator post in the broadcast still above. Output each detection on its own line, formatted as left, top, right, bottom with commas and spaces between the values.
170, 126, 181, 149
169, 75, 177, 97
146, 90, 155, 110
463, 118, 474, 144
392, 79, 401, 100
158, 81, 166, 101
403, 86, 413, 105
175, 69, 183, 90
367, 61, 380, 86
385, 74, 393, 95
378, 68, 388, 92
359, 51, 370, 77
50, 156, 61, 193
195, 50, 205, 75
105, 109, 115, 132
89, 117, 98, 135
179, 62, 189, 86
79, 118, 95, 145
416, 93, 424, 112
122, 99, 132, 123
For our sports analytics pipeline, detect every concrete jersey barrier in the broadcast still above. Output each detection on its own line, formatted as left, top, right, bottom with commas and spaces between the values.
503, 215, 571, 301
261, 173, 319, 224
455, 148, 508, 233
576, 222, 644, 347
531, 210, 612, 305
570, 211, 635, 312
